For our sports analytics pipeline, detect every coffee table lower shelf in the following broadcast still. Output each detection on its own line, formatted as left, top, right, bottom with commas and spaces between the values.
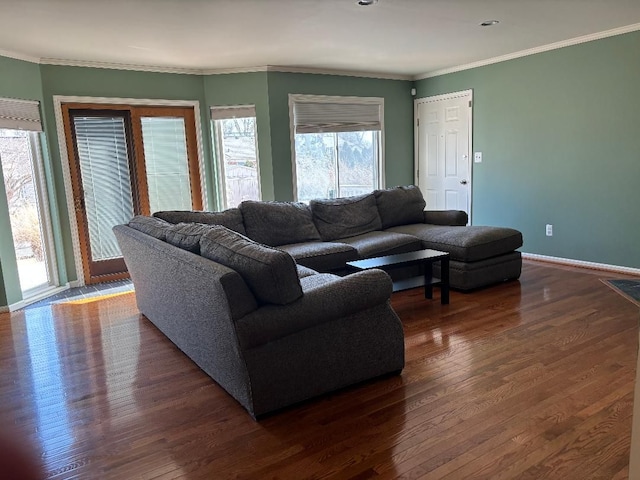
346, 249, 450, 305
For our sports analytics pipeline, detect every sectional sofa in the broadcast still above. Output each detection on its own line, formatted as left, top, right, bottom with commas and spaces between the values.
115, 220, 404, 418
153, 185, 523, 291
114, 185, 522, 417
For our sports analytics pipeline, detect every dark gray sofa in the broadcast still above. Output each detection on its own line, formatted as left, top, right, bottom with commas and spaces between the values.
153, 185, 522, 291
114, 222, 405, 418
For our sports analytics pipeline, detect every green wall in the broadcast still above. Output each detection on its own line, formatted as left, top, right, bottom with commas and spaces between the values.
203, 71, 414, 202
415, 30, 640, 268
39, 65, 212, 283
203, 72, 273, 203
4, 26, 638, 306
265, 72, 414, 200
0, 59, 415, 307
0, 56, 44, 306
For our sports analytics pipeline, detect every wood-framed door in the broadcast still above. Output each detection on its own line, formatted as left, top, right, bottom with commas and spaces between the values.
62, 103, 203, 284
415, 90, 472, 220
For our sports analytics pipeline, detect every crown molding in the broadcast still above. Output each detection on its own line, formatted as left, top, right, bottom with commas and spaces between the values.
200, 66, 269, 75
414, 22, 640, 80
0, 48, 40, 64
4, 21, 639, 81
263, 65, 412, 81
35, 58, 411, 80
39, 57, 204, 75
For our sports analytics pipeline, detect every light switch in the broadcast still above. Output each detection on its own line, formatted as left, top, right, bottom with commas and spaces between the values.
474, 152, 482, 163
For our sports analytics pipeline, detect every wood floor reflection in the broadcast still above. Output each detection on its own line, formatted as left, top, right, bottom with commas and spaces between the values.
0, 260, 637, 479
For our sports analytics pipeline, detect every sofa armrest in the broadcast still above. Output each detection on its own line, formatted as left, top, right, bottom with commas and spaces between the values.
235, 269, 393, 349
423, 210, 468, 226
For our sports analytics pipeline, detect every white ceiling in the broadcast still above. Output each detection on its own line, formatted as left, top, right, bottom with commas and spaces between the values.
2, 0, 640, 79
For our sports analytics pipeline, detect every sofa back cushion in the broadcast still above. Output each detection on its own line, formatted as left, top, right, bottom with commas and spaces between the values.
200, 226, 303, 305
127, 215, 171, 241
239, 200, 321, 246
309, 193, 382, 241
165, 223, 214, 254
153, 208, 246, 236
374, 185, 426, 229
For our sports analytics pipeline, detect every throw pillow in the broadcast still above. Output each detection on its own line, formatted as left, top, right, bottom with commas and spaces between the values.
127, 215, 171, 241
309, 193, 382, 241
153, 208, 246, 236
239, 200, 321, 246
200, 226, 303, 305
165, 223, 213, 253
374, 185, 426, 228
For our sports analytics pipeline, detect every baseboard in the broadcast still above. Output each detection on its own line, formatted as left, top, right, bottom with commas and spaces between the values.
2, 285, 71, 312
522, 253, 640, 276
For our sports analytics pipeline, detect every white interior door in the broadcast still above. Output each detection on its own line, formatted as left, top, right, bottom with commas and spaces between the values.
415, 90, 472, 219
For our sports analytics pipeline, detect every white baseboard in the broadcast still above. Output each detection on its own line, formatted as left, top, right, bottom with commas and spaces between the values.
0, 305, 8, 313
4, 285, 71, 312
8, 300, 26, 312
523, 253, 640, 276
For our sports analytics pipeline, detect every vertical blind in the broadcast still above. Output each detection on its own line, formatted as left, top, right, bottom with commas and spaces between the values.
0, 97, 43, 132
292, 98, 382, 134
73, 116, 134, 261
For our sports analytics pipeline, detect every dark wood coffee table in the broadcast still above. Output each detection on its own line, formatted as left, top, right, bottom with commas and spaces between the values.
346, 249, 450, 304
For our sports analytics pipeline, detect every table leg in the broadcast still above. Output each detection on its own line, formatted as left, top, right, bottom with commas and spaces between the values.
440, 257, 450, 305
424, 261, 433, 299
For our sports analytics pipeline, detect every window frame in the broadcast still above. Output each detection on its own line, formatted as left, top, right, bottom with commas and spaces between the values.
211, 105, 261, 210
53, 96, 207, 287
288, 94, 385, 202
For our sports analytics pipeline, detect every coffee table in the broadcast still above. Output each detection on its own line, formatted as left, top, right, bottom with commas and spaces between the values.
346, 249, 450, 304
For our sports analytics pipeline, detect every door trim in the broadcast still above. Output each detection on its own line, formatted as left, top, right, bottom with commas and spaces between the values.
53, 95, 207, 286
414, 89, 473, 223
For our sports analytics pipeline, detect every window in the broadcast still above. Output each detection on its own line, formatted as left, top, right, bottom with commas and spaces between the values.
211, 106, 261, 209
290, 95, 384, 202
0, 97, 58, 299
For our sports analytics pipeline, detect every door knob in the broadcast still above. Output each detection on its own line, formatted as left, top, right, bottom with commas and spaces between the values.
460, 180, 468, 185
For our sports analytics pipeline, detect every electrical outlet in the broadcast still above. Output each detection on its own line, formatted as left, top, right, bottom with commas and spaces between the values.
474, 152, 482, 163
546, 224, 553, 236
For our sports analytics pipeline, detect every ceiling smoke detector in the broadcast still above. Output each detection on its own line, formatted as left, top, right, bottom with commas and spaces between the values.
480, 20, 500, 27
357, 0, 378, 5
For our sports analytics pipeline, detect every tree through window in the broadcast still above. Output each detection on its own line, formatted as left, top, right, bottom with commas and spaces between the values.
290, 95, 383, 202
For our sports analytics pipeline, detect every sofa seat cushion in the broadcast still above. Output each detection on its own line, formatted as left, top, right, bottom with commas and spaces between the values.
200, 226, 303, 305
310, 193, 382, 241
386, 224, 523, 262
240, 200, 321, 246
235, 269, 393, 349
296, 264, 317, 278
153, 208, 247, 236
338, 231, 423, 259
435, 252, 522, 291
165, 222, 214, 253
128, 215, 171, 240
374, 185, 426, 228
279, 241, 359, 272
299, 272, 342, 291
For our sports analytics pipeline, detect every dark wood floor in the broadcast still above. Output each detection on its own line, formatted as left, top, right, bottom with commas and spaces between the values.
1, 260, 638, 479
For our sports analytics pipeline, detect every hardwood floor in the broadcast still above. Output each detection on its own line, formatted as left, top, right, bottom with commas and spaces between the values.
1, 260, 638, 479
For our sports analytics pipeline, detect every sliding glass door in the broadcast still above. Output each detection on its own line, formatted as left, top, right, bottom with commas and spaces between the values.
62, 104, 202, 284
0, 129, 56, 297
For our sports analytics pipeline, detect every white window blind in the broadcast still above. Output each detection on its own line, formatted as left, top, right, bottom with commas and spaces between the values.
292, 98, 382, 134
211, 105, 256, 120
140, 117, 192, 213
73, 116, 134, 261
0, 97, 43, 132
